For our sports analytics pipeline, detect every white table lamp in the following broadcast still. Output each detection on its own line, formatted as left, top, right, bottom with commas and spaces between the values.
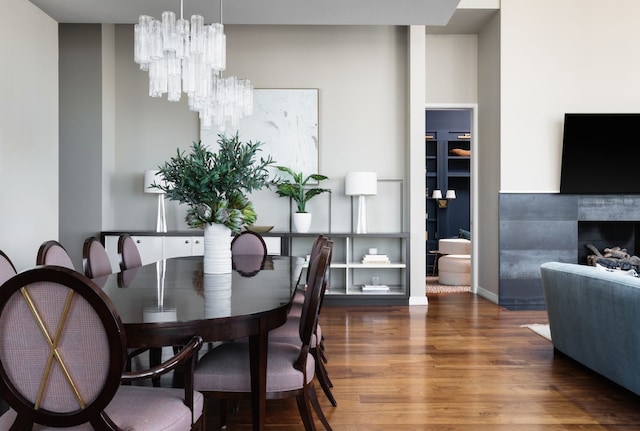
144, 170, 167, 232
345, 172, 377, 233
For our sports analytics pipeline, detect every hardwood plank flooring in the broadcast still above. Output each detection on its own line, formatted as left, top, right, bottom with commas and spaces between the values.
204, 293, 640, 430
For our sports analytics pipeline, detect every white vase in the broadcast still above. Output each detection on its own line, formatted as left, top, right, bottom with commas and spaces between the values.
293, 212, 312, 233
203, 223, 232, 274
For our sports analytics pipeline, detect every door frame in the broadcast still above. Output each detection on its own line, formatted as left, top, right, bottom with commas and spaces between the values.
425, 103, 478, 294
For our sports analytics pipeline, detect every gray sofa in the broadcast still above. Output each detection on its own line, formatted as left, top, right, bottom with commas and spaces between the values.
540, 261, 640, 395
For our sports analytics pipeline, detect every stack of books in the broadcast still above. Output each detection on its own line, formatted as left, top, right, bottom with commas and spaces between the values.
362, 284, 390, 292
361, 254, 391, 264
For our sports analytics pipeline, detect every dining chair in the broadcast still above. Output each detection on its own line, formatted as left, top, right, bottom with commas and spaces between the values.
0, 265, 204, 430
0, 250, 17, 285
194, 245, 333, 431
270, 239, 336, 407
231, 231, 268, 276
117, 233, 142, 271
36, 240, 75, 270
82, 236, 112, 279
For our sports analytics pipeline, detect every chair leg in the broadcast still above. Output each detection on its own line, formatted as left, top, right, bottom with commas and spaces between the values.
150, 347, 162, 387
312, 348, 336, 406
307, 383, 333, 431
296, 391, 318, 431
318, 344, 328, 364
219, 399, 228, 429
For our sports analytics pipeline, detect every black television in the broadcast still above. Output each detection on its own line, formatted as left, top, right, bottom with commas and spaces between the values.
560, 113, 640, 194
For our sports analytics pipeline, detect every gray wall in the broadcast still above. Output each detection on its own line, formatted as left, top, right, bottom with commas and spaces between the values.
59, 24, 105, 269
110, 25, 409, 235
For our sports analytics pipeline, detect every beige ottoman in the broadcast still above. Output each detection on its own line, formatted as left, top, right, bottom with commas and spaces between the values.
438, 254, 471, 286
438, 238, 471, 255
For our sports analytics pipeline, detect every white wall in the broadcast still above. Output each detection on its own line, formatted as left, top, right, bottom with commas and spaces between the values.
500, 0, 640, 192
426, 34, 478, 103
0, 0, 58, 271
111, 25, 408, 236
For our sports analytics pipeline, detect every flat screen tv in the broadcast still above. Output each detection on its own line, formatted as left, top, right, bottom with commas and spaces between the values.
560, 113, 640, 194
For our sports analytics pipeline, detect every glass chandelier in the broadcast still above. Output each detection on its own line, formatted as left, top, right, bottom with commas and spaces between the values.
133, 0, 253, 131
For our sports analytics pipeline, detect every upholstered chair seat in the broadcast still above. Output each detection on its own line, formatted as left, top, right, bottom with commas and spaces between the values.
196, 342, 315, 393
0, 387, 204, 431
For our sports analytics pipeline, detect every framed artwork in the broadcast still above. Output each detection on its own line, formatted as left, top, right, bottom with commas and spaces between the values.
201, 88, 319, 177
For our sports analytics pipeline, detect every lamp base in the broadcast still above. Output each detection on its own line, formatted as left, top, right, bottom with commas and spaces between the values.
356, 195, 368, 234
156, 194, 167, 232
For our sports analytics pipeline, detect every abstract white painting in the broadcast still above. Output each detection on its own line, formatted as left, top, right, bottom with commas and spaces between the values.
201, 88, 319, 177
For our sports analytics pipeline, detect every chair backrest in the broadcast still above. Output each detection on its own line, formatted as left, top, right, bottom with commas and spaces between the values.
83, 236, 113, 279
306, 235, 329, 285
117, 234, 142, 271
231, 231, 268, 256
0, 266, 126, 429
297, 245, 331, 359
231, 232, 268, 276
0, 250, 17, 286
36, 240, 75, 270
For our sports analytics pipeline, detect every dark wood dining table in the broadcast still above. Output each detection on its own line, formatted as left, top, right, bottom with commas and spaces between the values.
95, 255, 305, 431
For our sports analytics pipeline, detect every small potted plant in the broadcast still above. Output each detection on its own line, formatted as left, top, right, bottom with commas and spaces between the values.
273, 166, 330, 232
153, 133, 274, 273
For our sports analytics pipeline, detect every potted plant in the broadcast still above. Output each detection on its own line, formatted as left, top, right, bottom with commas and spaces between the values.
152, 133, 274, 273
273, 166, 330, 233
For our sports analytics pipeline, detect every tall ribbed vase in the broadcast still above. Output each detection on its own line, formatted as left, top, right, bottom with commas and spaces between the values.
203, 223, 232, 274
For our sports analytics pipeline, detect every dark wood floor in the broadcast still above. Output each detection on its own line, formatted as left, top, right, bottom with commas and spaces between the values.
205, 292, 640, 430
3, 293, 638, 429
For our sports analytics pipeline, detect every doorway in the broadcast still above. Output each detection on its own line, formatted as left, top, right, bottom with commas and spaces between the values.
425, 105, 477, 294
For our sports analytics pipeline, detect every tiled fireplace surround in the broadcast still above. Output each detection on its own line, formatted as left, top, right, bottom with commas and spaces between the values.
499, 194, 640, 309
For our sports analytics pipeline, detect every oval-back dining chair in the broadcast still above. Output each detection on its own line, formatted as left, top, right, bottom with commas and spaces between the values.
0, 265, 204, 430
231, 231, 268, 276
0, 250, 17, 286
194, 245, 333, 430
36, 240, 75, 270
82, 236, 113, 279
117, 234, 142, 271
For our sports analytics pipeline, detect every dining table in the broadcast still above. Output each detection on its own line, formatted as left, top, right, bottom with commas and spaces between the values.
94, 255, 306, 431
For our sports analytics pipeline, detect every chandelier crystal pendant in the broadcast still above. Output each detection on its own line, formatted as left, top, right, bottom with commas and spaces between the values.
134, 0, 253, 131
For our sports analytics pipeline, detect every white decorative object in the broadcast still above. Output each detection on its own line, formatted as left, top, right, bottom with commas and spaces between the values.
201, 89, 319, 177
203, 223, 232, 274
203, 272, 232, 318
293, 212, 312, 233
133, 0, 253, 131
345, 171, 378, 234
144, 170, 167, 232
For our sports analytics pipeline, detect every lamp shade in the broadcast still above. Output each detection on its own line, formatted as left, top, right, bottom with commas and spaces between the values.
144, 170, 165, 194
431, 189, 443, 199
446, 190, 456, 199
345, 172, 377, 196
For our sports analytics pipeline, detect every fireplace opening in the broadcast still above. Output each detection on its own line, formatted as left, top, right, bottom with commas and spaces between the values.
577, 221, 640, 265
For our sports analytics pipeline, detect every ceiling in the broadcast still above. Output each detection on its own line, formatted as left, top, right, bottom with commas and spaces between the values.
28, 0, 473, 27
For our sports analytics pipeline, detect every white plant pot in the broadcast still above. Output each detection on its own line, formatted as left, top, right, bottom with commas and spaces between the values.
293, 212, 312, 233
203, 223, 232, 274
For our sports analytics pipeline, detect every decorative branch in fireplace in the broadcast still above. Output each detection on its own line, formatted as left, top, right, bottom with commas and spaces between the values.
585, 244, 640, 275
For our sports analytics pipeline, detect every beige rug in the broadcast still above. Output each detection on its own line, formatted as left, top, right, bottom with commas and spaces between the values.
521, 323, 552, 341
426, 276, 470, 294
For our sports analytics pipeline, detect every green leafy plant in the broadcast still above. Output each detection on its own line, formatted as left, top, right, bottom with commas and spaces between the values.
273, 166, 330, 213
153, 133, 275, 233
